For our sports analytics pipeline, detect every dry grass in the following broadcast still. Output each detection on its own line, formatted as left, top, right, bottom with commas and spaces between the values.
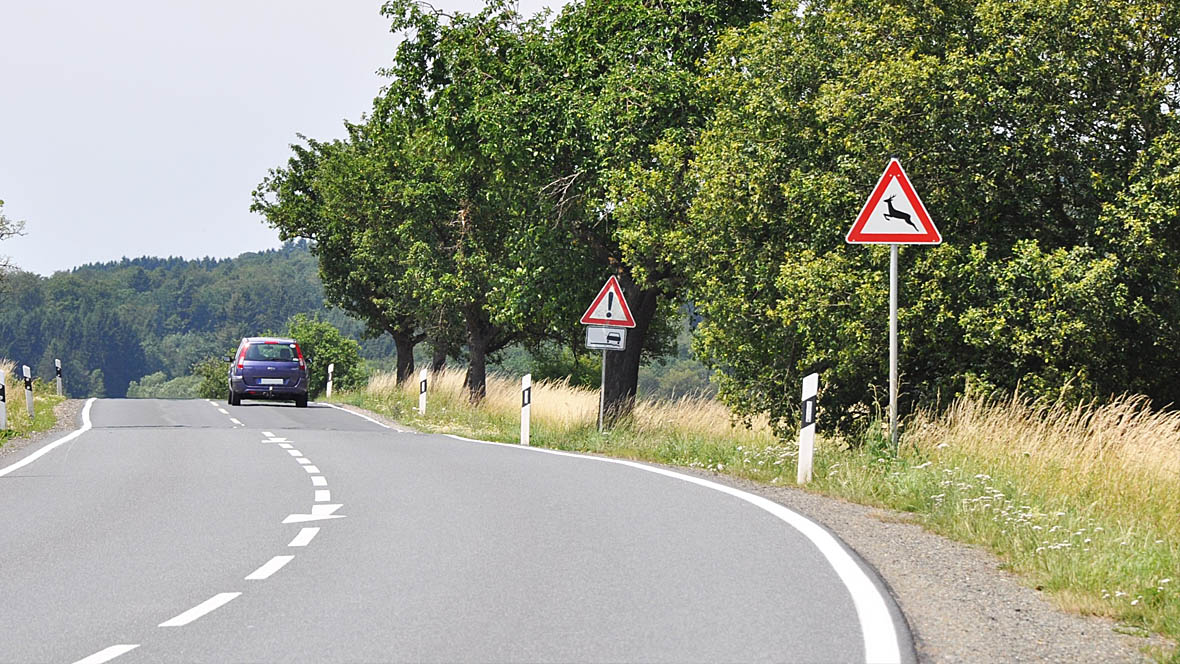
905, 393, 1180, 540
365, 366, 776, 444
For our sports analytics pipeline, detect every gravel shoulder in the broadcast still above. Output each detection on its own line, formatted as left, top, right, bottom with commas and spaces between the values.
334, 403, 1171, 663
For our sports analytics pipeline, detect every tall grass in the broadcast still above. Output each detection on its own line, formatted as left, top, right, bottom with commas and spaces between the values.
0, 358, 66, 444
344, 369, 1178, 660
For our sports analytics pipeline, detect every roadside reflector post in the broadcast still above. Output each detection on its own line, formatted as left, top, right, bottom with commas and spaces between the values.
798, 373, 819, 484
326, 363, 334, 400
55, 359, 62, 396
418, 368, 427, 415
521, 373, 531, 446
0, 369, 7, 429
22, 365, 33, 420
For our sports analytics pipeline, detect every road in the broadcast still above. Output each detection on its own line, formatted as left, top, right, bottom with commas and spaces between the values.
0, 398, 913, 663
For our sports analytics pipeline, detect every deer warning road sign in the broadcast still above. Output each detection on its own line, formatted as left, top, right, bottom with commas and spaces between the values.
846, 159, 941, 244
580, 276, 636, 328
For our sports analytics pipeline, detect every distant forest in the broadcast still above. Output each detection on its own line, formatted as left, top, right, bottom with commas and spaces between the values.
0, 240, 713, 400
0, 240, 392, 398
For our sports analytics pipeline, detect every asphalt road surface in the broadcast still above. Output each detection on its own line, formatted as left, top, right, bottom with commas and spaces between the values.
0, 398, 914, 663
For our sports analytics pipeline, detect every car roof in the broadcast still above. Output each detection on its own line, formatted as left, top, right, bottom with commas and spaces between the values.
242, 336, 297, 344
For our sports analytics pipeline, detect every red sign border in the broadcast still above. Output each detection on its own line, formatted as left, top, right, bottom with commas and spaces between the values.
846, 159, 941, 244
580, 276, 636, 327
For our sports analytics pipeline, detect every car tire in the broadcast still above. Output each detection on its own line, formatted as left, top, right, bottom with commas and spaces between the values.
228, 391, 240, 406
295, 395, 308, 408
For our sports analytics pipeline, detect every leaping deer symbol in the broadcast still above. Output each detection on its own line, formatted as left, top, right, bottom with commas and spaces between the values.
883, 195, 919, 231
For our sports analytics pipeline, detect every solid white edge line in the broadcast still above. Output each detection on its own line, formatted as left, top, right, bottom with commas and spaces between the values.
444, 433, 903, 664
322, 402, 396, 430
245, 555, 295, 580
310, 475, 327, 487
0, 398, 96, 478
158, 592, 241, 627
72, 644, 139, 664
289, 527, 319, 547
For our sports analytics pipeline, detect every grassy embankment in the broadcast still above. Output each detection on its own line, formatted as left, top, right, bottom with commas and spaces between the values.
339, 368, 1178, 661
0, 359, 66, 447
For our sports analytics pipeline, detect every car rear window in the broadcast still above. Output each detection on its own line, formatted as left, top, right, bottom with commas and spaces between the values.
244, 343, 298, 362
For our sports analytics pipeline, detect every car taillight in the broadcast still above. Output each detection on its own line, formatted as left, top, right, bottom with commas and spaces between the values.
238, 348, 247, 370
294, 344, 306, 370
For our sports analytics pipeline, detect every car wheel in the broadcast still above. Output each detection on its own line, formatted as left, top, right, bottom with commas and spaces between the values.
295, 394, 308, 408
228, 391, 240, 406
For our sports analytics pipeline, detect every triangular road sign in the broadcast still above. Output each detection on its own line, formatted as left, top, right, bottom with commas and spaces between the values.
846, 159, 941, 244
580, 276, 636, 327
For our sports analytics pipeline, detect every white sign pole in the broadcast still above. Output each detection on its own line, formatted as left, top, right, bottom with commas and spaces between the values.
326, 363, 334, 400
23, 365, 33, 420
0, 369, 7, 429
55, 359, 62, 396
521, 373, 531, 446
798, 372, 819, 484
889, 245, 899, 452
418, 368, 428, 415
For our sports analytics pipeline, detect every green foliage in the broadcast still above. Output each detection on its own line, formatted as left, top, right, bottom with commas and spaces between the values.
681, 0, 1180, 434
0, 242, 394, 398
192, 357, 228, 400
126, 372, 202, 399
286, 314, 366, 399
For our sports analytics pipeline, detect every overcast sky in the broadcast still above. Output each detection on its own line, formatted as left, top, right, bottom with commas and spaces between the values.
0, 1, 552, 276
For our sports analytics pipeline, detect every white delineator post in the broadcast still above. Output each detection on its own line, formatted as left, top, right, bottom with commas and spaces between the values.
55, 359, 63, 396
521, 373, 531, 446
326, 363, 334, 400
0, 369, 7, 429
797, 372, 819, 484
418, 368, 428, 415
22, 365, 33, 419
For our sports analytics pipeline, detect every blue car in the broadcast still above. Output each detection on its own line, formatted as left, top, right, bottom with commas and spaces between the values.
227, 336, 309, 407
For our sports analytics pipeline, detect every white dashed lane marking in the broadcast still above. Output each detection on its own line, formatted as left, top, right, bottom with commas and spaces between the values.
262, 431, 274, 437
72, 644, 139, 664
229, 418, 243, 426
217, 408, 229, 415
289, 527, 319, 547
302, 465, 321, 474
286, 449, 302, 456
158, 592, 241, 627
245, 555, 295, 581
311, 475, 327, 487
315, 490, 331, 502
297, 458, 312, 465
278, 444, 293, 449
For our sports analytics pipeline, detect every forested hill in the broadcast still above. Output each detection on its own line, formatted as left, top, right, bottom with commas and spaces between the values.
0, 240, 385, 397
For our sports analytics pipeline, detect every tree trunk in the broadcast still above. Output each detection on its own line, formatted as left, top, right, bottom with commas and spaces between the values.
430, 345, 448, 373
393, 332, 417, 384
602, 274, 661, 424
463, 309, 492, 403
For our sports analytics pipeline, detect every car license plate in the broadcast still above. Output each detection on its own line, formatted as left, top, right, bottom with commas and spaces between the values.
259, 378, 284, 385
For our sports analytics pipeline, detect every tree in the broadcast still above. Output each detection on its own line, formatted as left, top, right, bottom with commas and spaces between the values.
0, 199, 25, 276
285, 313, 366, 398
679, 0, 1180, 435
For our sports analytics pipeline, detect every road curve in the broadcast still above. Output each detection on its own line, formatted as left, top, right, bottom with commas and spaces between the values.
0, 398, 914, 663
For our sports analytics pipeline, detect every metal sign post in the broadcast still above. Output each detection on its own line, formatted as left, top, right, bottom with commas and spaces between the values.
55, 359, 63, 397
22, 365, 33, 420
846, 158, 941, 453
580, 276, 637, 433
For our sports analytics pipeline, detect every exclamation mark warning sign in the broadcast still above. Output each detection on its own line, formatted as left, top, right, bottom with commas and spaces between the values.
580, 276, 636, 327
